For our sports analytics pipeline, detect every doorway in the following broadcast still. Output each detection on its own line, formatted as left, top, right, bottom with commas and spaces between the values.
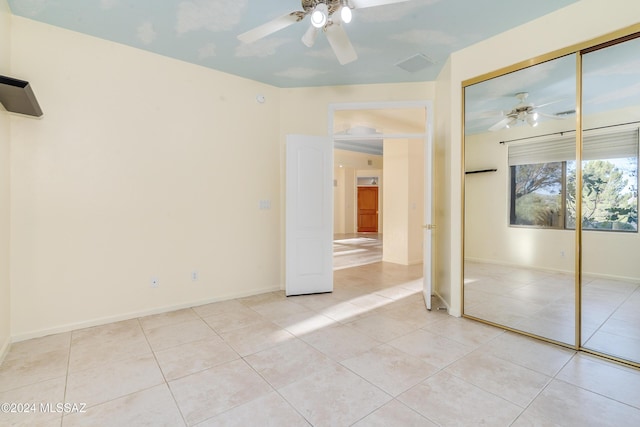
329, 101, 435, 309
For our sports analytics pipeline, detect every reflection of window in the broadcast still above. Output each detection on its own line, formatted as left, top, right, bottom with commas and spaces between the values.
567, 159, 638, 230
509, 128, 638, 232
510, 162, 565, 228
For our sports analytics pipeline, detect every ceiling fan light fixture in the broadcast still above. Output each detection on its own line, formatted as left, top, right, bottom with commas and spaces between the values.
340, 2, 352, 23
311, 3, 328, 28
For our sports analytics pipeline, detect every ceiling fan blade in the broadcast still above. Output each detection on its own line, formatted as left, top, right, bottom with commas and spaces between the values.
467, 109, 504, 120
533, 99, 563, 109
238, 12, 303, 44
325, 23, 358, 65
301, 25, 320, 47
489, 117, 511, 132
537, 112, 569, 120
350, 0, 411, 9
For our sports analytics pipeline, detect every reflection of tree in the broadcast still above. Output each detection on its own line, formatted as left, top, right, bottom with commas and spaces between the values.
515, 163, 562, 197
513, 163, 563, 226
567, 160, 637, 229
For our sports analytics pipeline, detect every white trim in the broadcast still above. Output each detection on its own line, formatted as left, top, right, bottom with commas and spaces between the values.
333, 133, 427, 140
10, 285, 281, 343
330, 100, 435, 111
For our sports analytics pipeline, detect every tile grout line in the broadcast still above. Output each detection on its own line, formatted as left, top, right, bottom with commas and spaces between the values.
505, 351, 580, 426
59, 331, 73, 426
138, 317, 189, 427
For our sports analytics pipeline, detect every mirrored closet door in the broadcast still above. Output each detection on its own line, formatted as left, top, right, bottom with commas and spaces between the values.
463, 29, 640, 367
580, 35, 640, 365
464, 54, 578, 346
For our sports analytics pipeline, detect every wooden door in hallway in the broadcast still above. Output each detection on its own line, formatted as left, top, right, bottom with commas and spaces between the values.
357, 187, 378, 232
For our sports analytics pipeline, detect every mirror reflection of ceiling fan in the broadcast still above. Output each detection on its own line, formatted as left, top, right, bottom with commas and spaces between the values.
489, 92, 575, 131
237, 0, 411, 65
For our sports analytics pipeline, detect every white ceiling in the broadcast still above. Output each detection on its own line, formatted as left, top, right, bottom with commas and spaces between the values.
6, 0, 577, 88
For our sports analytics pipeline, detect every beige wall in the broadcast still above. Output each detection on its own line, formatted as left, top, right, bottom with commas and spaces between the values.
333, 165, 348, 234
438, 0, 640, 315
434, 57, 453, 310
0, 0, 11, 360
465, 108, 640, 281
9, 17, 282, 339
464, 120, 577, 273
408, 139, 425, 264
383, 140, 409, 263
382, 139, 423, 265
4, 15, 434, 341
280, 83, 435, 137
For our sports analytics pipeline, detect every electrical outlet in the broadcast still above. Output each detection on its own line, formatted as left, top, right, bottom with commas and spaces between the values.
259, 199, 271, 210
150, 277, 159, 288
560, 250, 565, 257
191, 270, 198, 281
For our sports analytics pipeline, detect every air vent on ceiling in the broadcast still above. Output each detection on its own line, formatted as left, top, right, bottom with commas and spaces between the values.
0, 75, 43, 117
395, 54, 435, 73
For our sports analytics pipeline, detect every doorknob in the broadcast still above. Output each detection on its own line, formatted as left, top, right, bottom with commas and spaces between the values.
423, 224, 436, 230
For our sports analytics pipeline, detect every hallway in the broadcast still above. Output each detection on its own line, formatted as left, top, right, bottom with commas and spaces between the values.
333, 233, 382, 270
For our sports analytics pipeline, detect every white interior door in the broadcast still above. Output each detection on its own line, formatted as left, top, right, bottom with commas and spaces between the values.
285, 134, 333, 296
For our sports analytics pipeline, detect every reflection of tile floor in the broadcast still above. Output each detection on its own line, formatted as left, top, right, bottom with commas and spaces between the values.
333, 233, 382, 270
464, 261, 640, 364
1, 262, 640, 425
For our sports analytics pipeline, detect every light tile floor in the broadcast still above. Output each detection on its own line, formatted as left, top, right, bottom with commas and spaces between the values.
333, 233, 382, 270
464, 261, 640, 365
1, 262, 640, 426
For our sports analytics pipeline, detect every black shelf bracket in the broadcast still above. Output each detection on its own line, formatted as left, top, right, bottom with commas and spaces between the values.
465, 168, 497, 175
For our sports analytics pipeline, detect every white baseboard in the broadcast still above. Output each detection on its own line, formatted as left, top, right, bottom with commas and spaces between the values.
433, 290, 456, 316
464, 257, 639, 284
381, 257, 424, 266
581, 271, 640, 285
11, 285, 282, 343
464, 257, 574, 276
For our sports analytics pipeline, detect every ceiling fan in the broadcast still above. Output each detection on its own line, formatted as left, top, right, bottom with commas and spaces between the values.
237, 0, 411, 65
488, 92, 572, 131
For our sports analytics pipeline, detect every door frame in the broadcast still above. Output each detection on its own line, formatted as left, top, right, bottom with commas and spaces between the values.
328, 100, 435, 309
